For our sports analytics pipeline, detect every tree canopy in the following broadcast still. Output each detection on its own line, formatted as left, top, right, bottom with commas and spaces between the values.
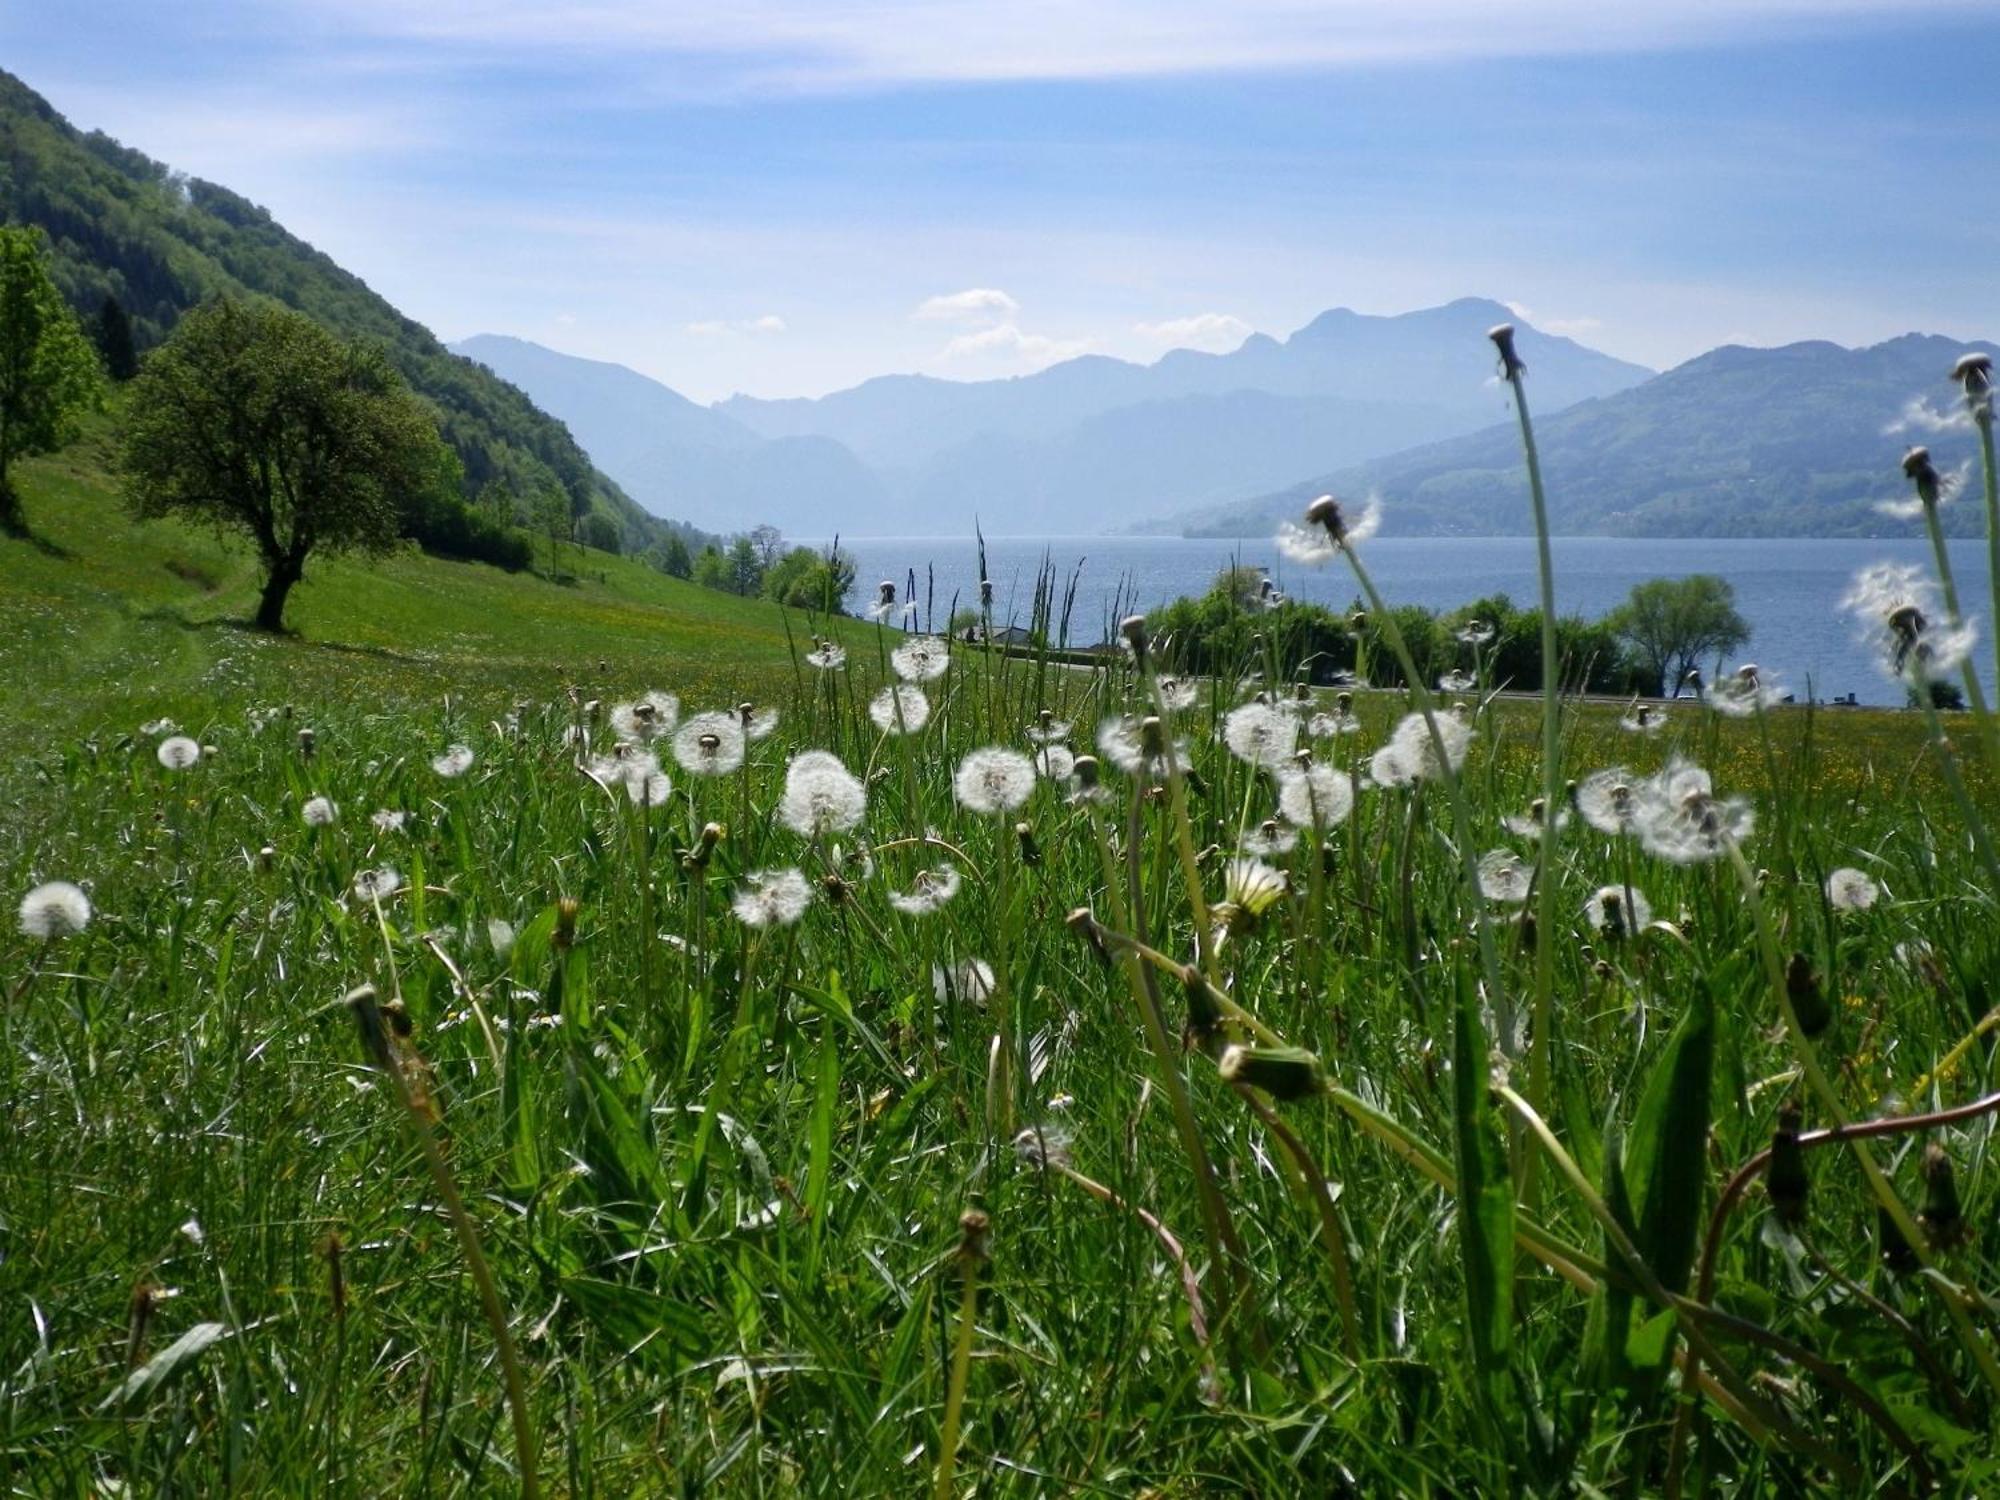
1606, 575, 1751, 697
0, 226, 103, 533
120, 297, 447, 630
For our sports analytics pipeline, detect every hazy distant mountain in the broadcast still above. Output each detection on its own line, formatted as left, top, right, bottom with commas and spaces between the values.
710, 299, 1655, 531
1176, 333, 1997, 539
452, 335, 887, 535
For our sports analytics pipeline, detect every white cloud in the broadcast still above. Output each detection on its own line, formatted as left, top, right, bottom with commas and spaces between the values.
1884, 395, 1971, 436
687, 314, 788, 336
304, 2, 1984, 91
1133, 312, 1253, 353
940, 321, 1092, 369
914, 287, 1020, 323
1503, 300, 1602, 340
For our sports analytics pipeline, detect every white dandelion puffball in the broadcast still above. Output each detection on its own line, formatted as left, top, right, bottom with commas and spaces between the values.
1705, 665, 1786, 718
610, 691, 679, 743
805, 642, 847, 671
1367, 742, 1419, 789
432, 744, 475, 778
1275, 494, 1382, 564
778, 751, 868, 836
1026, 715, 1073, 744
140, 718, 179, 737
743, 706, 780, 741
672, 712, 747, 777
1277, 764, 1355, 829
1155, 677, 1199, 713
869, 684, 932, 735
933, 958, 997, 1004
1501, 803, 1571, 841
1826, 867, 1880, 912
1842, 562, 1978, 684
1584, 884, 1653, 936
732, 867, 813, 928
588, 748, 672, 806
1477, 850, 1534, 904
1575, 768, 1641, 837
1240, 820, 1300, 858
19, 881, 91, 939
1635, 759, 1753, 864
371, 809, 409, 834
1619, 705, 1667, 735
1308, 709, 1361, 739
156, 736, 202, 770
302, 796, 338, 828
954, 747, 1037, 814
1438, 670, 1476, 694
1383, 710, 1471, 782
1032, 744, 1076, 781
352, 866, 403, 902
487, 918, 517, 957
891, 635, 952, 683
1222, 702, 1299, 770
889, 864, 962, 917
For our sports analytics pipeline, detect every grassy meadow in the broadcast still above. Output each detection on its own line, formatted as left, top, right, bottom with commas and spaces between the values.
5, 423, 2000, 1496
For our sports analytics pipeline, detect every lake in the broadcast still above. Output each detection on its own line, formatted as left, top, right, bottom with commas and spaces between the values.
808, 534, 1999, 708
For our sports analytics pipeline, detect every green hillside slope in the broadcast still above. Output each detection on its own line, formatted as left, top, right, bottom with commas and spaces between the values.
0, 420, 815, 771
0, 67, 686, 551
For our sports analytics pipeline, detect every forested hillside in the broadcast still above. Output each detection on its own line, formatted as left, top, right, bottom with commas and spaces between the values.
0, 68, 691, 553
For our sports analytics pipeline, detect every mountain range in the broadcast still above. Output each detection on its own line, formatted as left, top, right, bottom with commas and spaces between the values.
1177, 333, 1995, 538
454, 300, 1653, 536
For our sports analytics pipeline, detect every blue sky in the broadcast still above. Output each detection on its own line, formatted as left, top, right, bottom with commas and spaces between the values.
6, 1, 1997, 400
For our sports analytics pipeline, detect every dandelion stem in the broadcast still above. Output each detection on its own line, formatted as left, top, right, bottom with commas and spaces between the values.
1498, 345, 1566, 1172
933, 1217, 984, 1500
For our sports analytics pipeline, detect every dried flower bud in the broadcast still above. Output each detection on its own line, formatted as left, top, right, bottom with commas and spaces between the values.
1066, 907, 1111, 967
1014, 821, 1041, 867
1920, 1142, 1967, 1249
344, 983, 394, 1072
298, 727, 315, 757
258, 845, 276, 871
554, 896, 581, 951
1218, 1043, 1327, 1101
1903, 444, 1941, 505
1072, 754, 1101, 791
1180, 962, 1223, 1045
1879, 1204, 1921, 1275
980, 578, 994, 608
956, 1207, 991, 1263
1349, 612, 1367, 633
1785, 951, 1831, 1037
1488, 322, 1524, 379
1952, 350, 1992, 400
1765, 1099, 1808, 1227
1120, 613, 1150, 663
1139, 715, 1167, 759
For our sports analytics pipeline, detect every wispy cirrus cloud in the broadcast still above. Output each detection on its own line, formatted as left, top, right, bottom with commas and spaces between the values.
294, 1, 1992, 92
687, 314, 788, 336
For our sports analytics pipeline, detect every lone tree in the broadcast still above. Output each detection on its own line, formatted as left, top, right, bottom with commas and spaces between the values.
0, 227, 103, 534
1607, 574, 1751, 697
121, 298, 444, 630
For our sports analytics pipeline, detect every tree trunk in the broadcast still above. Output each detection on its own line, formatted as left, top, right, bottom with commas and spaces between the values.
0, 470, 22, 537
256, 556, 302, 631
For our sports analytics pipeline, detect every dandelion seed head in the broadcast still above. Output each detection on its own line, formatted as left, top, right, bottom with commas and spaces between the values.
1222, 702, 1298, 769
1387, 710, 1472, 780
777, 751, 868, 835
1276, 764, 1355, 829
1843, 562, 1977, 683
954, 747, 1037, 814
1619, 704, 1666, 735
1826, 866, 1880, 912
156, 736, 202, 770
673, 712, 747, 777
1635, 759, 1752, 863
19, 881, 90, 939
1706, 663, 1786, 717
732, 867, 813, 928
1584, 884, 1652, 936
1027, 709, 1073, 744
891, 635, 951, 683
1501, 799, 1571, 842
933, 958, 996, 1005
1240, 818, 1300, 858
1477, 850, 1534, 904
1032, 743, 1076, 781
1155, 677, 1199, 713
302, 796, 338, 828
1012, 1123, 1073, 1170
1575, 769, 1642, 836
888, 863, 962, 917
140, 718, 179, 737
610, 691, 679, 744
431, 744, 475, 778
487, 918, 516, 957
868, 684, 932, 735
352, 866, 403, 902
1457, 619, 1496, 647
371, 809, 408, 834
804, 640, 847, 670
1438, 670, 1477, 694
